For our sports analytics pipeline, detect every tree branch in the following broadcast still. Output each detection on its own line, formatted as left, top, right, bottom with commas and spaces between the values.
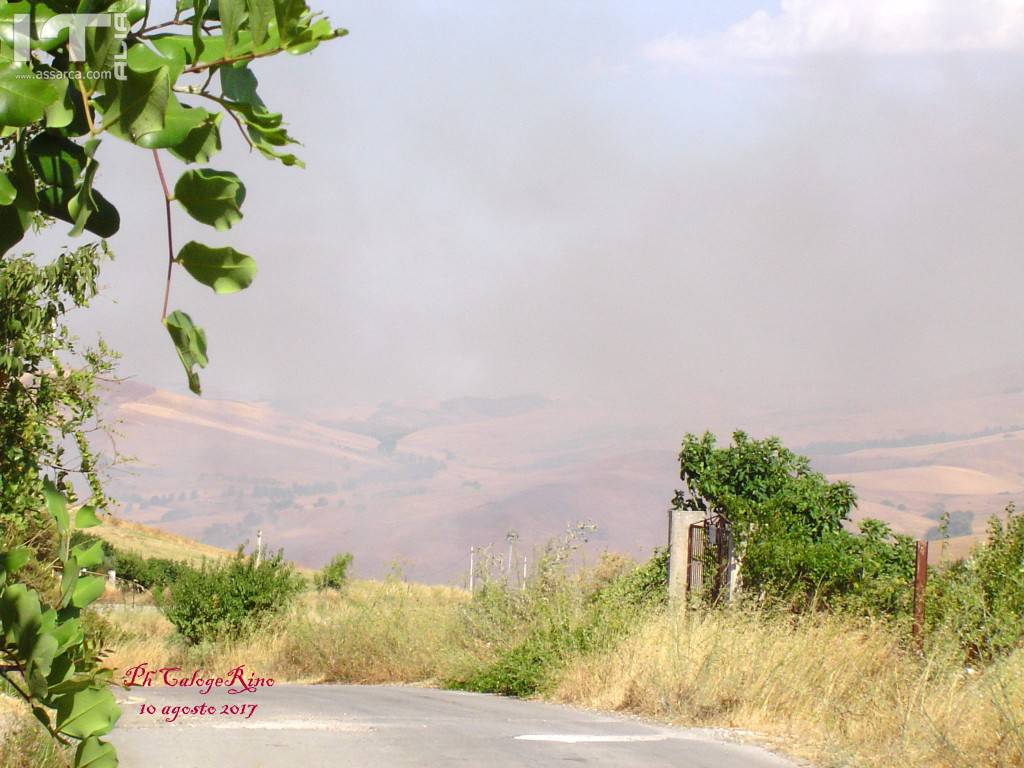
174, 87, 253, 150
151, 150, 175, 320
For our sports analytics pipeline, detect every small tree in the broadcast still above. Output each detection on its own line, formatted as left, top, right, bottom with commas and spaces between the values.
673, 431, 913, 612
315, 552, 353, 590
164, 548, 303, 644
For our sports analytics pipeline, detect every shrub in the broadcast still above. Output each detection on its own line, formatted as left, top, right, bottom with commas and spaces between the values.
453, 549, 668, 697
744, 517, 916, 616
93, 542, 193, 593
163, 549, 304, 644
315, 552, 354, 590
928, 503, 1024, 660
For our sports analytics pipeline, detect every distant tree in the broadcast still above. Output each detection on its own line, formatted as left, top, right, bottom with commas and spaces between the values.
315, 553, 354, 590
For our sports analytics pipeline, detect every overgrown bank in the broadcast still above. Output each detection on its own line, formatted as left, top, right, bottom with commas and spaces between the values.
53, 524, 1024, 768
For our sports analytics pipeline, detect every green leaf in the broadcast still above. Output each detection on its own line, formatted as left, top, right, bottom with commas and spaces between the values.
173, 168, 245, 230
0, 547, 30, 574
191, 0, 212, 59
220, 0, 245, 52
168, 112, 222, 164
0, 582, 40, 647
0, 204, 29, 255
221, 64, 263, 107
75, 737, 118, 768
70, 540, 104, 569
0, 584, 56, 698
98, 65, 170, 143
29, 133, 87, 189
38, 185, 121, 238
43, 478, 70, 534
44, 82, 75, 128
224, 99, 304, 166
11, 134, 37, 210
71, 575, 106, 608
75, 505, 102, 529
177, 241, 257, 293
0, 173, 14, 205
55, 687, 120, 739
50, 617, 84, 655
164, 310, 208, 395
59, 557, 79, 609
67, 140, 102, 237
0, 64, 62, 127
246, 0, 274, 46
137, 99, 211, 150
25, 631, 58, 698
274, 0, 308, 45
128, 39, 187, 81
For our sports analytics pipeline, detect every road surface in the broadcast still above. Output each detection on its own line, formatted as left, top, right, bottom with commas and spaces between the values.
111, 684, 800, 767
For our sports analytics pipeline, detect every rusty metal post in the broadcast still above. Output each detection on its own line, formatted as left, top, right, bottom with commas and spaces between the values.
912, 540, 928, 649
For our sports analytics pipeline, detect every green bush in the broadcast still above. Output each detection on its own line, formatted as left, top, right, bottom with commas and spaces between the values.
744, 518, 915, 616
928, 503, 1024, 660
453, 550, 668, 697
83, 539, 194, 593
163, 549, 304, 644
315, 552, 354, 590
673, 431, 916, 615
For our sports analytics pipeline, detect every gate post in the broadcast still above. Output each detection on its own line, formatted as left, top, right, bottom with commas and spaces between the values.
668, 508, 702, 604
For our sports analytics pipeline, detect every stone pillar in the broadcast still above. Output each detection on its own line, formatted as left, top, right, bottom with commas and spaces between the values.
667, 508, 703, 604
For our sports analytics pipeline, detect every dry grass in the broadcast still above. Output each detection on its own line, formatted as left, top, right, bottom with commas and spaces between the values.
91, 583, 1024, 768
101, 579, 472, 685
553, 608, 1024, 768
91, 517, 234, 567
0, 696, 67, 768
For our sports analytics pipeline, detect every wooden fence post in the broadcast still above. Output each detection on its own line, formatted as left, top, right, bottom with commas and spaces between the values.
912, 540, 928, 649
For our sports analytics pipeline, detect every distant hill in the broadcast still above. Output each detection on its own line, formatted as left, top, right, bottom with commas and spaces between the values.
98, 377, 1023, 581
91, 516, 235, 566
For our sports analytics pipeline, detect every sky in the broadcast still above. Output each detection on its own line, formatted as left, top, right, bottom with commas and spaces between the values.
52, 1, 1024, 426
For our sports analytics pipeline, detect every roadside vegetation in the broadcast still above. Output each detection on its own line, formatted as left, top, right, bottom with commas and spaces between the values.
13, 469, 1016, 768
6, 431, 1024, 768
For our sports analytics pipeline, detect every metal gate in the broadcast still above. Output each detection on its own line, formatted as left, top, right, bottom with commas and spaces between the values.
686, 515, 732, 601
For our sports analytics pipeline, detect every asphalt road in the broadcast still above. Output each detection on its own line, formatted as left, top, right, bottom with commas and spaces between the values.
111, 684, 799, 767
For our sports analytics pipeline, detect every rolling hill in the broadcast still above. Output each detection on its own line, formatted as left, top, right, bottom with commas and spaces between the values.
96, 377, 1023, 582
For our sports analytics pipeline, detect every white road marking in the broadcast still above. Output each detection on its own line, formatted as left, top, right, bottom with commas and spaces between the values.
515, 734, 669, 743
207, 720, 373, 731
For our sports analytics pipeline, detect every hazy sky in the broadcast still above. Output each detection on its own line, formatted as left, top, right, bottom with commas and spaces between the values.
55, 1, 1024, 419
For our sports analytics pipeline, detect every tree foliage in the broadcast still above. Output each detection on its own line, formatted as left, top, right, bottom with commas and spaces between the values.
163, 548, 303, 644
674, 430, 857, 546
314, 552, 353, 590
0, 244, 115, 588
1, 2, 345, 764
0, 0, 347, 393
928, 502, 1024, 660
0, 484, 119, 768
673, 431, 914, 612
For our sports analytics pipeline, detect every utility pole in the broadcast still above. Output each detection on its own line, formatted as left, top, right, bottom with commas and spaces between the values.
468, 546, 475, 593
255, 529, 263, 567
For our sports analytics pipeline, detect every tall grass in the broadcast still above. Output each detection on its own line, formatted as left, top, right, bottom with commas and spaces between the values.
555, 608, 1024, 768
85, 553, 1024, 768
0, 696, 67, 768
